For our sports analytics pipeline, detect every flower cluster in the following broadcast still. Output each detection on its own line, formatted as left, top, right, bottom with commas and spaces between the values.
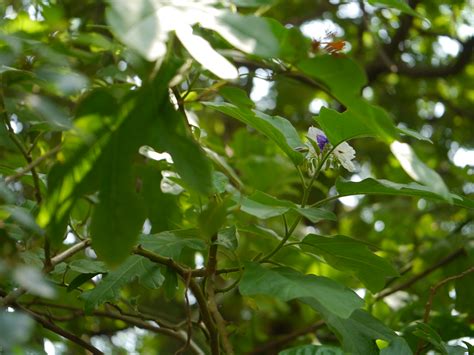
304, 126, 356, 175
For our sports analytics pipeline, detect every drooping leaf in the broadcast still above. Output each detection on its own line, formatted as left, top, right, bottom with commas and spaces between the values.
81, 255, 164, 312
140, 166, 181, 233
37, 90, 121, 244
302, 306, 413, 355
204, 102, 304, 164
219, 86, 255, 108
301, 234, 399, 292
390, 141, 451, 202
90, 135, 146, 265
203, 13, 280, 58
335, 178, 474, 209
175, 24, 238, 80
412, 322, 447, 355
67, 273, 101, 293
239, 262, 363, 319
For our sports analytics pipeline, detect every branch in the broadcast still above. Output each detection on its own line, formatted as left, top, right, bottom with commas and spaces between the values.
1, 240, 91, 306
375, 247, 466, 300
134, 246, 217, 353
0, 296, 102, 355
415, 266, 474, 354
4, 145, 62, 184
368, 36, 474, 81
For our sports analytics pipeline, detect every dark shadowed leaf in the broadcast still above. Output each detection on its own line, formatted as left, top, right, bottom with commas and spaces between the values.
240, 262, 363, 318
301, 234, 398, 292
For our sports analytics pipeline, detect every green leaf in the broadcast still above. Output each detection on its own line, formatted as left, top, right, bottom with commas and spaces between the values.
153, 99, 214, 195
37, 90, 122, 244
199, 199, 228, 238
279, 345, 344, 355
203, 13, 279, 58
298, 56, 367, 102
335, 178, 474, 209
238, 191, 294, 219
412, 322, 447, 355
238, 191, 336, 222
301, 235, 398, 292
219, 87, 255, 108
390, 141, 452, 202
368, 0, 427, 20
304, 308, 413, 355
81, 255, 164, 312
239, 262, 363, 318
141, 166, 181, 233
204, 102, 304, 164
90, 136, 146, 265
397, 126, 433, 143
175, 25, 238, 80
106, 0, 166, 61
217, 226, 238, 250
139, 230, 206, 259
68, 259, 108, 274
296, 207, 337, 223
2, 206, 43, 235
67, 273, 100, 293
317, 103, 397, 146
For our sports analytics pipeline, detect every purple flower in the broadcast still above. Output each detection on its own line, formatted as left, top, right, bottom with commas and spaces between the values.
316, 133, 329, 151
307, 127, 329, 151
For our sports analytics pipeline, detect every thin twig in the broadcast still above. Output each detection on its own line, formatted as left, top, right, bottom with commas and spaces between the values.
375, 248, 466, 300
5, 144, 62, 184
415, 266, 474, 354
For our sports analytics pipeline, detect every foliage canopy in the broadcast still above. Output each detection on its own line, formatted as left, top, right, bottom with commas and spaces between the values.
1, 0, 473, 354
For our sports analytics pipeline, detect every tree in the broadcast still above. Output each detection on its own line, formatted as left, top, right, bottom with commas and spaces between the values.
1, 0, 473, 354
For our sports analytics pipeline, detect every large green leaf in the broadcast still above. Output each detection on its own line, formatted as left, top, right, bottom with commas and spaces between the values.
90, 136, 146, 265
81, 255, 164, 312
302, 307, 413, 355
239, 262, 363, 319
298, 56, 367, 102
237, 191, 335, 221
316, 102, 398, 146
390, 141, 451, 202
204, 102, 304, 164
139, 230, 206, 259
334, 178, 474, 209
37, 90, 121, 244
301, 235, 398, 292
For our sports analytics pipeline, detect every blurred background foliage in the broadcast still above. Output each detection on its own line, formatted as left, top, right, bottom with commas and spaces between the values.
0, 0, 473, 354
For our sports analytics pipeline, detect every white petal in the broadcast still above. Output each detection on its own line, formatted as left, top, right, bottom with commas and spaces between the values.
307, 126, 325, 142
333, 141, 356, 172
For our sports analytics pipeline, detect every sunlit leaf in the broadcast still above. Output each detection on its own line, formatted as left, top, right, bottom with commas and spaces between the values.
390, 141, 452, 202
204, 102, 304, 164
335, 178, 474, 209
